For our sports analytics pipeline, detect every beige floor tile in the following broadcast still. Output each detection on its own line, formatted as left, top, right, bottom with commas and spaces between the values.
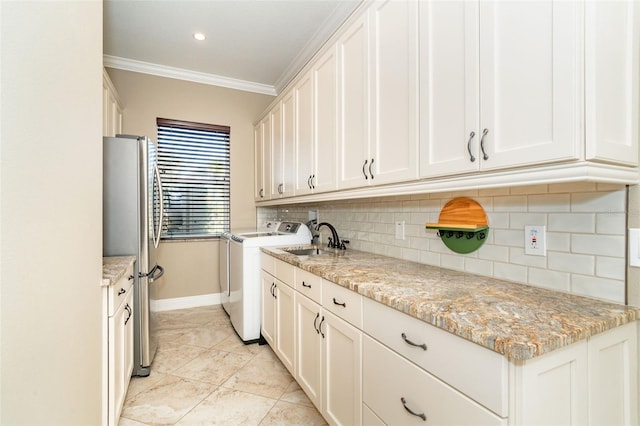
258, 400, 328, 426
279, 380, 314, 408
175, 387, 277, 426
125, 371, 168, 401
117, 416, 147, 426
172, 348, 255, 385
121, 375, 216, 425
158, 323, 234, 349
221, 347, 294, 399
213, 334, 265, 356
155, 306, 226, 330
152, 342, 208, 374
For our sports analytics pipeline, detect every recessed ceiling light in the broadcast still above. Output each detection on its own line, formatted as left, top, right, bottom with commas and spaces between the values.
193, 32, 206, 41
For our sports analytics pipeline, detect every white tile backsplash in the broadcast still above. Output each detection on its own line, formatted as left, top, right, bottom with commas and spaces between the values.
261, 184, 629, 304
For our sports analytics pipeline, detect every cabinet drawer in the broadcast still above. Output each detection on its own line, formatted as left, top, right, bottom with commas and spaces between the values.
275, 259, 295, 287
295, 268, 321, 304
363, 298, 507, 416
322, 280, 362, 328
108, 263, 134, 317
260, 252, 275, 275
363, 336, 506, 426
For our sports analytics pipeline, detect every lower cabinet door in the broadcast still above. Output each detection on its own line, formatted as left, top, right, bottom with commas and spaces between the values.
260, 271, 276, 347
295, 294, 323, 409
123, 291, 134, 392
363, 336, 506, 426
275, 282, 295, 375
109, 292, 132, 426
322, 311, 362, 426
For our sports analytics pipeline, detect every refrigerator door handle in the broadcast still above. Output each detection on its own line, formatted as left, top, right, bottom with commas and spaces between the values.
153, 163, 164, 249
147, 264, 165, 283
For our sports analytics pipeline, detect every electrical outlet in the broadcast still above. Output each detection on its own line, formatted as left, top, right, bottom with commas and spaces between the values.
395, 221, 405, 240
525, 225, 546, 256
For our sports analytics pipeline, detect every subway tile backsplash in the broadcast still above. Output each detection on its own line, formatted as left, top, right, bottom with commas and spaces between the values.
258, 183, 628, 304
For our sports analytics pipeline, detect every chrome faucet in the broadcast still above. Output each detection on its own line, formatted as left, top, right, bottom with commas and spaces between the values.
315, 222, 349, 250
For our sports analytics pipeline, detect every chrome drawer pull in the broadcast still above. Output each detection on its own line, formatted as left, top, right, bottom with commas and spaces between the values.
302, 281, 311, 288
332, 298, 346, 308
401, 332, 427, 351
401, 397, 426, 421
118, 288, 126, 296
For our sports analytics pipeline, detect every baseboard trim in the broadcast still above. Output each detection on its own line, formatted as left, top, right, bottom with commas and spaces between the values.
152, 293, 221, 312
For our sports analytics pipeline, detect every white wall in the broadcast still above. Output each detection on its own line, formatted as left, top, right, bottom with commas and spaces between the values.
266, 183, 631, 305
0, 1, 103, 424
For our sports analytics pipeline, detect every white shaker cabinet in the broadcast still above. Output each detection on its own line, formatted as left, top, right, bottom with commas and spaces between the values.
295, 292, 324, 409
339, 1, 419, 189
585, 1, 640, 165
260, 262, 296, 375
420, 0, 581, 178
269, 94, 296, 199
254, 116, 272, 201
102, 68, 123, 137
295, 49, 339, 196
104, 262, 135, 426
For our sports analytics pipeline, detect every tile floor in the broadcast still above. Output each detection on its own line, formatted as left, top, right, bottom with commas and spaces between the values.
118, 305, 327, 425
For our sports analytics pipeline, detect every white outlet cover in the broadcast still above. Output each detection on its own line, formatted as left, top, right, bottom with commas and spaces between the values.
524, 225, 546, 256
395, 221, 405, 240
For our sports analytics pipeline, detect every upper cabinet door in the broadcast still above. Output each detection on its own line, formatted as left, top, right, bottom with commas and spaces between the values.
295, 71, 314, 196
313, 47, 338, 194
479, 0, 582, 170
254, 122, 265, 201
270, 103, 283, 198
419, 1, 479, 178
369, 0, 419, 184
585, 1, 639, 166
281, 92, 296, 197
338, 13, 370, 190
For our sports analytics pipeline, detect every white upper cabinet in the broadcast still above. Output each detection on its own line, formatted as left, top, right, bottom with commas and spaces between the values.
295, 49, 339, 195
339, 1, 419, 189
103, 69, 123, 137
295, 70, 315, 196
585, 1, 639, 165
281, 92, 296, 197
369, 0, 419, 184
255, 115, 272, 200
313, 47, 339, 194
270, 103, 284, 197
420, 0, 582, 178
338, 12, 370, 189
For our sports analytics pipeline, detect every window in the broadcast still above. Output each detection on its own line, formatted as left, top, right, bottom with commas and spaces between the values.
156, 118, 230, 239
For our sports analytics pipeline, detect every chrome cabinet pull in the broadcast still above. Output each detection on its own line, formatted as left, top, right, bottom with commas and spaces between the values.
332, 298, 346, 308
259, 188, 264, 198
400, 397, 426, 421
480, 128, 489, 160
467, 131, 476, 162
128, 274, 134, 281
310, 174, 315, 189
307, 175, 312, 189
369, 158, 374, 179
302, 281, 311, 288
118, 288, 126, 296
362, 159, 368, 179
401, 332, 427, 351
319, 316, 325, 338
313, 312, 320, 334
277, 183, 283, 194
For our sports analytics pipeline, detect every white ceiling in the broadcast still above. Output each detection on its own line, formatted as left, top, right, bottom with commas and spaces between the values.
103, 0, 361, 96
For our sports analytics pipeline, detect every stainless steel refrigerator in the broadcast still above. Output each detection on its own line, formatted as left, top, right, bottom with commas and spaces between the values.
103, 135, 165, 377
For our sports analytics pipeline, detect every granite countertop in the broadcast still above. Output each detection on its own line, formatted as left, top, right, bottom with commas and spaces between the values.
102, 256, 136, 287
262, 246, 639, 361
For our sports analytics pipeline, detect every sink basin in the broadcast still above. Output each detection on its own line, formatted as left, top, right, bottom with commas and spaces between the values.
285, 248, 330, 256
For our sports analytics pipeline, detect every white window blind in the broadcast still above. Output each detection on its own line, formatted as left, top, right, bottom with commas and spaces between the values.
156, 118, 230, 239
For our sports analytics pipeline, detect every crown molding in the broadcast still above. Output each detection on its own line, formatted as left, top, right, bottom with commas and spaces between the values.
273, 0, 362, 94
103, 55, 277, 96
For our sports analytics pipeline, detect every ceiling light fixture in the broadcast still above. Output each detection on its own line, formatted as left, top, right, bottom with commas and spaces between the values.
193, 32, 206, 41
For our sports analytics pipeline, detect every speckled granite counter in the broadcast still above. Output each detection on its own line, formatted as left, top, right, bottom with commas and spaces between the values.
102, 256, 136, 287
262, 246, 638, 361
